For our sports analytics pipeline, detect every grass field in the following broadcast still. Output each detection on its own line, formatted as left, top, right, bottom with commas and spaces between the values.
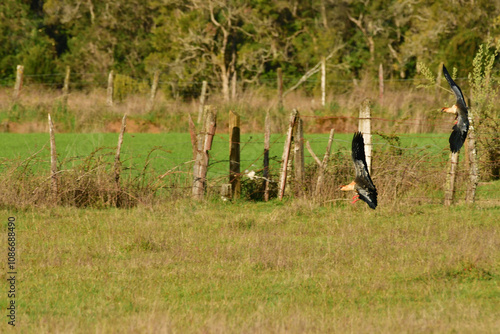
0, 131, 450, 174
1, 201, 499, 333
1, 132, 499, 332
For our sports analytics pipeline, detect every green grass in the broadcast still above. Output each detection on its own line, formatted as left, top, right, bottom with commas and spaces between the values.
0, 132, 450, 175
1, 201, 499, 332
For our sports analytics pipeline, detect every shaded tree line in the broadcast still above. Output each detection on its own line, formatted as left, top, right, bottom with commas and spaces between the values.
1, 0, 499, 98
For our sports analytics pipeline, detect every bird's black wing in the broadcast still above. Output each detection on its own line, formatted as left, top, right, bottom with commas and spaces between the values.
450, 111, 469, 153
443, 65, 469, 152
443, 65, 467, 109
352, 132, 377, 209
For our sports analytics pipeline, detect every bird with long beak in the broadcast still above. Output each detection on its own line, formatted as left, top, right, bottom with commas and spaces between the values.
340, 132, 377, 209
441, 65, 469, 153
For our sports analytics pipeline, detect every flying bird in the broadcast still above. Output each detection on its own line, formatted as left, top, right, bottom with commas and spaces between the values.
340, 132, 377, 209
441, 65, 469, 153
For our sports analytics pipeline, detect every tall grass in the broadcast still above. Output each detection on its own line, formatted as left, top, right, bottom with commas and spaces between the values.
2, 201, 498, 332
1, 77, 447, 135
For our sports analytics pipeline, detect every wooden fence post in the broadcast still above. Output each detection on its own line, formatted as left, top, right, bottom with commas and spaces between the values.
114, 114, 127, 187
62, 66, 70, 106
48, 114, 58, 203
466, 119, 479, 204
378, 63, 384, 105
294, 117, 305, 195
358, 99, 372, 173
106, 70, 114, 107
146, 70, 160, 112
315, 128, 335, 196
192, 106, 217, 200
13, 65, 24, 100
321, 57, 326, 107
198, 80, 208, 124
277, 68, 283, 109
278, 109, 298, 200
229, 110, 241, 199
444, 151, 460, 206
263, 110, 271, 201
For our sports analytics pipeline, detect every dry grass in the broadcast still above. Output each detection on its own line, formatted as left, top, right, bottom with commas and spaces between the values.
3, 200, 499, 333
1, 81, 448, 135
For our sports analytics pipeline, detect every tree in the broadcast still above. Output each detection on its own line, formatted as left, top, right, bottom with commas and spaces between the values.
43, 0, 155, 83
0, 0, 57, 84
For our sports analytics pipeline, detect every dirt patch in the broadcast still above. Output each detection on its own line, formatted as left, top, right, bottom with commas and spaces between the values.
105, 119, 162, 133
2, 121, 48, 133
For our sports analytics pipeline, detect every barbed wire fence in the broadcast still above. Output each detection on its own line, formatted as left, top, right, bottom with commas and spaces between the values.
1, 65, 499, 207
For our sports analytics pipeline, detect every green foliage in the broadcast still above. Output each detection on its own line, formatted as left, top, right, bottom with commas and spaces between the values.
1, 1, 500, 96
113, 74, 149, 102
469, 40, 500, 179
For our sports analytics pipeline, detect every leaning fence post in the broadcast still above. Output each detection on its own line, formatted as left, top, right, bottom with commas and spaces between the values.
278, 109, 298, 200
444, 151, 460, 206
106, 70, 114, 107
48, 114, 58, 203
13, 65, 24, 100
229, 110, 241, 199
263, 110, 271, 201
62, 66, 70, 106
193, 106, 217, 200
146, 70, 160, 112
315, 128, 335, 196
358, 99, 372, 173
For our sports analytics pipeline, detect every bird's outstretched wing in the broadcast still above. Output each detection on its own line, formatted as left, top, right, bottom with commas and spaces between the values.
351, 132, 377, 209
442, 65, 469, 153
442, 65, 467, 109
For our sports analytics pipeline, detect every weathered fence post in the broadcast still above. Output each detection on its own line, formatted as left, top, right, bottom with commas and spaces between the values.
192, 106, 217, 200
62, 66, 70, 106
278, 109, 298, 200
466, 117, 479, 204
48, 114, 58, 203
114, 114, 127, 187
358, 99, 372, 173
229, 110, 241, 199
321, 57, 326, 107
444, 151, 460, 206
316, 128, 335, 196
294, 117, 305, 195
378, 63, 384, 104
13, 65, 24, 100
146, 70, 160, 112
263, 110, 271, 201
198, 80, 208, 124
277, 68, 283, 109
106, 70, 114, 107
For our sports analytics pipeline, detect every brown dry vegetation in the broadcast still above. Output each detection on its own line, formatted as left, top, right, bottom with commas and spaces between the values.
0, 79, 447, 135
